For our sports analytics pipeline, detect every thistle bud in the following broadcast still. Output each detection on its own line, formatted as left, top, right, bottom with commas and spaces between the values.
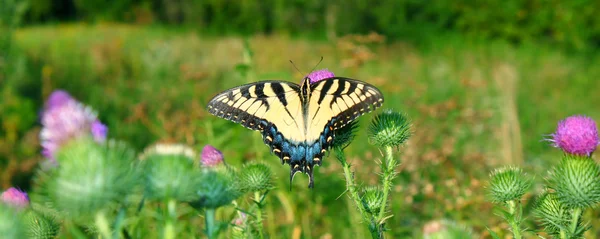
238, 162, 274, 193
189, 168, 241, 209
331, 121, 358, 149
488, 166, 532, 203
368, 110, 411, 148
43, 139, 138, 219
548, 155, 600, 209
24, 210, 60, 239
141, 144, 202, 201
360, 186, 384, 214
533, 192, 571, 237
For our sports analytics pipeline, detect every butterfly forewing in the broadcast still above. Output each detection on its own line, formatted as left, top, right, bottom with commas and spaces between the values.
207, 81, 305, 141
307, 77, 384, 141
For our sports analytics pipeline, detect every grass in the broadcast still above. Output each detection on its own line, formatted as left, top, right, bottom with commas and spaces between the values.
2, 23, 600, 238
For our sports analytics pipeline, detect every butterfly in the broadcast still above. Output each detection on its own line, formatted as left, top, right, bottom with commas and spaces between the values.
207, 76, 384, 188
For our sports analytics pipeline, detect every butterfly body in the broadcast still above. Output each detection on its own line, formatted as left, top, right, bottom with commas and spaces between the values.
207, 77, 383, 188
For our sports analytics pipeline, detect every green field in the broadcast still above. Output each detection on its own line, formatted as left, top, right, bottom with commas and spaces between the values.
1, 23, 600, 238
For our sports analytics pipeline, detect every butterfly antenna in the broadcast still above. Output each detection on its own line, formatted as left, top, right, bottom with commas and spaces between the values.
289, 60, 305, 76
309, 56, 324, 74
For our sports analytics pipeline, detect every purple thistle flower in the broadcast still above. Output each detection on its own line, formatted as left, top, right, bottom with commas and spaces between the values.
306, 69, 335, 84
1, 187, 30, 209
547, 115, 599, 156
40, 90, 108, 162
201, 145, 224, 167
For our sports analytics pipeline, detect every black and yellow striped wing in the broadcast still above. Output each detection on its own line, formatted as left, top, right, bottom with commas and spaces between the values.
207, 81, 306, 142
306, 77, 384, 142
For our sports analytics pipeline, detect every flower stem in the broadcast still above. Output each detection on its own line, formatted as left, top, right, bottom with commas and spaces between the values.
164, 199, 176, 239
373, 146, 397, 238
507, 200, 522, 239
254, 191, 265, 239
377, 146, 395, 220
95, 210, 111, 239
569, 207, 582, 237
336, 148, 379, 238
205, 208, 217, 239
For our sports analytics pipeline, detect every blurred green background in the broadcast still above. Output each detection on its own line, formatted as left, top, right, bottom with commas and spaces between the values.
1, 0, 599, 238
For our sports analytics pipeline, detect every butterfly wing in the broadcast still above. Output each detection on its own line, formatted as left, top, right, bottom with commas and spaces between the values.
307, 76, 384, 153
206, 81, 305, 162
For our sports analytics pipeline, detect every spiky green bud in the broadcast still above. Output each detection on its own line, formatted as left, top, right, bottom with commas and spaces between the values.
238, 163, 274, 193
488, 166, 532, 203
360, 186, 384, 214
0, 203, 26, 239
24, 210, 60, 239
142, 153, 202, 201
548, 155, 600, 209
533, 191, 573, 237
368, 110, 411, 148
189, 168, 241, 209
44, 138, 138, 219
332, 121, 359, 149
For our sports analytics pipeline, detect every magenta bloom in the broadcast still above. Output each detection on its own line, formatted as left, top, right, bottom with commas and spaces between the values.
40, 90, 108, 162
1, 187, 30, 209
306, 69, 335, 84
201, 145, 224, 167
548, 115, 599, 156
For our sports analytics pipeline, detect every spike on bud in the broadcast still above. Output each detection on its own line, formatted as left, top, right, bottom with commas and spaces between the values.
201, 145, 224, 167
548, 155, 600, 209
547, 115, 599, 156
1, 187, 30, 209
368, 110, 411, 148
488, 166, 532, 203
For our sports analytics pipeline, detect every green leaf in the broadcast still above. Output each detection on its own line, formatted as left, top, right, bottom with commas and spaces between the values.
486, 227, 501, 239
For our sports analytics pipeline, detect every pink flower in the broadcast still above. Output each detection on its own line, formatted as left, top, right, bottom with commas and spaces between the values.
548, 115, 599, 156
201, 145, 224, 167
232, 212, 247, 226
1, 187, 30, 209
306, 69, 335, 84
40, 90, 108, 162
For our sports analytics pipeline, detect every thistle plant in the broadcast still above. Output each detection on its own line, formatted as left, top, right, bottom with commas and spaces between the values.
486, 115, 600, 239
486, 166, 532, 239
537, 115, 600, 238
332, 106, 411, 239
